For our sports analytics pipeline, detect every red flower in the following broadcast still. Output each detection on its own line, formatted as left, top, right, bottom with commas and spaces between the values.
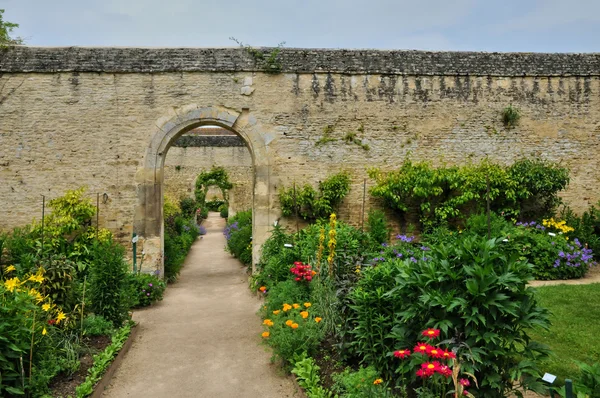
428, 347, 442, 358
421, 328, 440, 339
462, 390, 469, 396
420, 361, 441, 376
460, 378, 470, 387
442, 349, 456, 359
47, 319, 56, 325
414, 342, 433, 355
437, 365, 452, 378
416, 369, 429, 378
393, 349, 411, 359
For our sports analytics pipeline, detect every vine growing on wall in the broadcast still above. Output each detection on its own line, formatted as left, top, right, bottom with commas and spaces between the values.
194, 166, 233, 212
230, 37, 286, 74
316, 124, 370, 150
279, 172, 351, 220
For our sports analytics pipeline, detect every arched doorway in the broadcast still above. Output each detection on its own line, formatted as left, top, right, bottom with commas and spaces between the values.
133, 105, 273, 276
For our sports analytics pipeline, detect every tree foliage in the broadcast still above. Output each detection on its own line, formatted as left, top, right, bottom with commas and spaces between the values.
0, 9, 23, 47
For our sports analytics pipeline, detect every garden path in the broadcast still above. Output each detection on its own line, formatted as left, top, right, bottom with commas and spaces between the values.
530, 264, 600, 287
103, 212, 300, 398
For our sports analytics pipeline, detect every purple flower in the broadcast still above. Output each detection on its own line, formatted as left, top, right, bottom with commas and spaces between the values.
381, 243, 388, 247
148, 283, 153, 287
396, 253, 403, 258
410, 257, 417, 263
395, 234, 415, 243
147, 293, 150, 296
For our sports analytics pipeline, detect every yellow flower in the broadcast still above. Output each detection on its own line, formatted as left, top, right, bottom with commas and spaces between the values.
285, 320, 294, 327
373, 378, 383, 385
303, 302, 311, 308
300, 311, 309, 319
315, 317, 322, 323
282, 304, 292, 312
4, 277, 21, 292
42, 328, 47, 336
261, 331, 270, 338
292, 303, 300, 309
56, 311, 67, 324
291, 323, 299, 329
273, 310, 281, 315
263, 319, 272, 325
4, 265, 16, 273
42, 303, 51, 312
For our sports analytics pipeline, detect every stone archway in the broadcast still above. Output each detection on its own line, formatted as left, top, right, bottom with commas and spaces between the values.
133, 104, 272, 276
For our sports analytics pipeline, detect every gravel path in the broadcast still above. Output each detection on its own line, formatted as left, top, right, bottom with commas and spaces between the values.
103, 213, 299, 398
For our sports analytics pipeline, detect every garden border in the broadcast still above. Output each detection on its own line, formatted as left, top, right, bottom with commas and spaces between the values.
90, 324, 139, 398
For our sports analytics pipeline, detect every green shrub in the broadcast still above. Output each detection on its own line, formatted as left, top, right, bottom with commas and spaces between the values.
279, 172, 351, 220
179, 197, 197, 218
367, 209, 390, 246
125, 273, 166, 308
561, 203, 600, 261
348, 235, 551, 397
224, 210, 252, 266
219, 204, 229, 218
206, 199, 226, 211
262, 300, 324, 369
164, 200, 199, 282
0, 284, 41, 396
369, 158, 569, 230
88, 240, 129, 326
263, 280, 310, 315
82, 314, 114, 337
331, 366, 392, 398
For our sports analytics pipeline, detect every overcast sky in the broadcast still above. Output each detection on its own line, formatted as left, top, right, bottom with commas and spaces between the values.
1, 0, 598, 52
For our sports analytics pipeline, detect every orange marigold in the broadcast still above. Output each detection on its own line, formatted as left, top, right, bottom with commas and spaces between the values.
300, 311, 309, 319
291, 323, 299, 329
293, 303, 300, 309
315, 317, 322, 323
273, 310, 281, 315
285, 320, 294, 326
262, 331, 270, 338
373, 378, 383, 385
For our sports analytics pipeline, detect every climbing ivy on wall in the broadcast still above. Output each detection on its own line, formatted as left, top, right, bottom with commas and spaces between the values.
194, 166, 233, 211
279, 172, 351, 220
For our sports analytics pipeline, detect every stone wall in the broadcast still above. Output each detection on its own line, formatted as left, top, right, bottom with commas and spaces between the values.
0, 47, 599, 269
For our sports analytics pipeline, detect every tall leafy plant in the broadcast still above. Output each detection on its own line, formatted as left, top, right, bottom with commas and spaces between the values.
348, 235, 551, 397
279, 172, 351, 220
88, 240, 129, 326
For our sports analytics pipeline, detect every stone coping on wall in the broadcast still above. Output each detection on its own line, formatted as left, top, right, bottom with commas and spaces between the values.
1, 47, 599, 76
173, 135, 246, 148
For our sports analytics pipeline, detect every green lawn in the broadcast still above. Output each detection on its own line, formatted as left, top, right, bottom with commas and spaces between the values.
529, 283, 600, 383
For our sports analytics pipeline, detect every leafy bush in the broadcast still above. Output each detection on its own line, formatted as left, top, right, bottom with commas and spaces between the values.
347, 235, 551, 397
561, 202, 600, 261
262, 301, 324, 368
82, 314, 114, 337
369, 158, 569, 230
367, 209, 390, 246
331, 366, 392, 398
279, 172, 351, 220
164, 196, 199, 281
291, 353, 335, 398
0, 283, 41, 396
179, 197, 197, 218
224, 210, 252, 266
206, 199, 226, 211
262, 280, 310, 315
558, 361, 600, 398
88, 240, 129, 326
125, 273, 166, 308
219, 203, 228, 218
